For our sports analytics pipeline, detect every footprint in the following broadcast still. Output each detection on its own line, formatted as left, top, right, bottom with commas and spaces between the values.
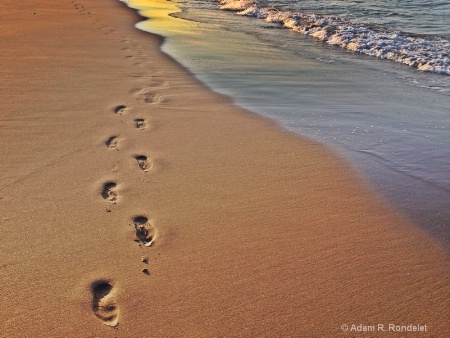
134, 118, 146, 130
133, 216, 156, 247
92, 281, 119, 327
130, 82, 166, 95
102, 182, 118, 203
145, 94, 165, 104
136, 89, 165, 104
105, 136, 119, 150
113, 105, 127, 115
135, 155, 150, 172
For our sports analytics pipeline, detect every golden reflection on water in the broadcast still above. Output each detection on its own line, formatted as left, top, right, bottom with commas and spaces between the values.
122, 0, 295, 64
124, 0, 201, 37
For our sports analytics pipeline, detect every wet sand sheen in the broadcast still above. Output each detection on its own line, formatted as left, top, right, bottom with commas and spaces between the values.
134, 0, 450, 242
0, 0, 448, 336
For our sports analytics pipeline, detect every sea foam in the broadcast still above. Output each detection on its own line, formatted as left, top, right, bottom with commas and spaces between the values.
219, 0, 450, 75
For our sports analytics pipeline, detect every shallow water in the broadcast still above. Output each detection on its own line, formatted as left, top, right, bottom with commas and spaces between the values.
123, 0, 450, 242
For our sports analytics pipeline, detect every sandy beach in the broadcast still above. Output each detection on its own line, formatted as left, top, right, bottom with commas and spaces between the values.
1, 0, 449, 336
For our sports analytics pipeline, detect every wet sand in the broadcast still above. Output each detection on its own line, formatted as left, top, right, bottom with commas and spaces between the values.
0, 0, 448, 336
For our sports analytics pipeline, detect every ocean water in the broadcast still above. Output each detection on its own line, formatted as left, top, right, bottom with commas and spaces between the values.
123, 0, 450, 242
220, 0, 450, 74
256, 0, 450, 39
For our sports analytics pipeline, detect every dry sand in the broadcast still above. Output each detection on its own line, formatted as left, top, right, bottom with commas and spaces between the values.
0, 0, 448, 336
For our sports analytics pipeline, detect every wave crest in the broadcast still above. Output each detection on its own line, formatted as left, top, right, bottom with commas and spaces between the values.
219, 0, 450, 75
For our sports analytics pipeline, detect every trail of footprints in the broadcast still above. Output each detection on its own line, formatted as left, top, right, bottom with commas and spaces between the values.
91, 89, 165, 327
71, 1, 91, 16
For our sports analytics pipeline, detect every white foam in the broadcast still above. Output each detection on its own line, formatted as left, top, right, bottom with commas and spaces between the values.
219, 0, 255, 11
219, 0, 450, 75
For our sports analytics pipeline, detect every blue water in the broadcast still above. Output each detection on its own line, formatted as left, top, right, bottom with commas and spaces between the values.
214, 0, 450, 74
124, 0, 450, 242
259, 0, 450, 38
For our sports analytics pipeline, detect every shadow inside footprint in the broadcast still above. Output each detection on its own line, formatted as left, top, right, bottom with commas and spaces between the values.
105, 136, 119, 150
113, 105, 126, 115
135, 155, 150, 172
92, 281, 119, 327
133, 216, 156, 247
102, 182, 118, 203
134, 118, 146, 129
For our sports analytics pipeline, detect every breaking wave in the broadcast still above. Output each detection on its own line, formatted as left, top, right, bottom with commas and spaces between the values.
219, 0, 450, 75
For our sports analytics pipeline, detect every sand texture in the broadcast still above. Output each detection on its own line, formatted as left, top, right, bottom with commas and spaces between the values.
1, 0, 449, 336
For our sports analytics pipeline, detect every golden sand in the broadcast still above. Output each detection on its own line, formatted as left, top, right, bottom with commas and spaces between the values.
1, 0, 448, 336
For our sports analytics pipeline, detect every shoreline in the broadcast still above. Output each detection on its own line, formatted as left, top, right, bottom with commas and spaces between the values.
1, 0, 449, 336
132, 0, 450, 244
